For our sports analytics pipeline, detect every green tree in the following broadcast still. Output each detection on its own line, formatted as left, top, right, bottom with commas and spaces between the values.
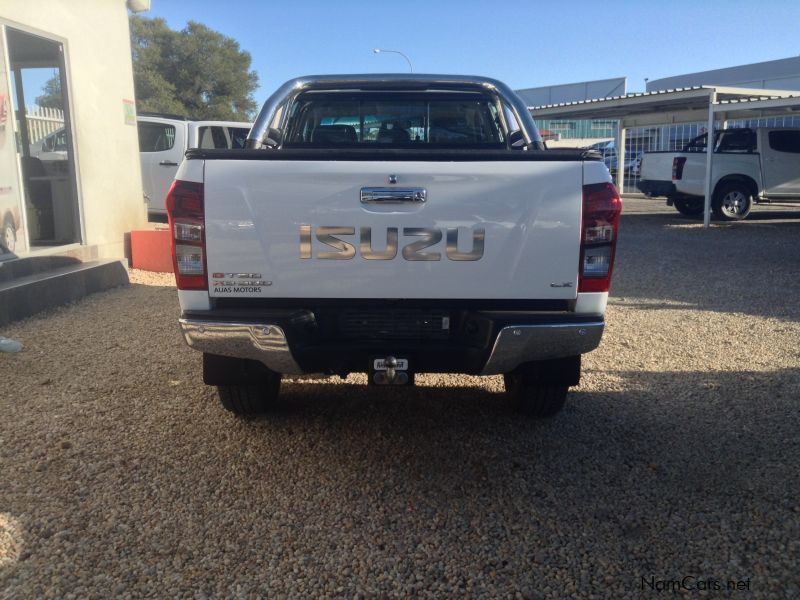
130, 16, 258, 121
35, 73, 62, 109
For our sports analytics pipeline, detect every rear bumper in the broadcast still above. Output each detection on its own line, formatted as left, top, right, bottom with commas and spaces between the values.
178, 314, 604, 376
179, 319, 304, 374
637, 179, 676, 197
481, 322, 603, 374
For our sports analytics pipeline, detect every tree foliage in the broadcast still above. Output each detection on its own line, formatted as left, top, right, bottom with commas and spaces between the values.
35, 73, 62, 109
130, 16, 259, 121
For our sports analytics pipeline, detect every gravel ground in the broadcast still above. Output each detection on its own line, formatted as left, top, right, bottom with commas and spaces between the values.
1, 197, 799, 598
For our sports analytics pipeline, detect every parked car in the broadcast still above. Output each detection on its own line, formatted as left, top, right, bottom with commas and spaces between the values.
166, 74, 622, 419
638, 127, 800, 219
29, 127, 68, 162
587, 140, 642, 177
137, 115, 252, 220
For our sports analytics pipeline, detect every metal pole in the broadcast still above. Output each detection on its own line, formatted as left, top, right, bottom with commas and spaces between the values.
703, 89, 716, 229
616, 120, 626, 191
373, 48, 413, 73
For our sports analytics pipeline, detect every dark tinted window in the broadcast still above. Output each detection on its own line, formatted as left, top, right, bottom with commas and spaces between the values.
683, 133, 708, 152
768, 130, 800, 153
284, 93, 506, 147
138, 122, 176, 152
717, 129, 755, 152
229, 127, 250, 149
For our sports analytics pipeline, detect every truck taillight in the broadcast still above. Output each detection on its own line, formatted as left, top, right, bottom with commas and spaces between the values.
672, 156, 687, 181
166, 180, 207, 290
579, 182, 622, 293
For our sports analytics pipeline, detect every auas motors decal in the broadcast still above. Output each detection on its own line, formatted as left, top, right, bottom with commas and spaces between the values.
211, 272, 272, 293
299, 226, 485, 261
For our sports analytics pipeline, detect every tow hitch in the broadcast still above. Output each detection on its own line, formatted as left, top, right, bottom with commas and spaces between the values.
370, 356, 414, 386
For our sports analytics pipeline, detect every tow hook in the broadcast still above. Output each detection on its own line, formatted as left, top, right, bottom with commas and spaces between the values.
371, 355, 412, 385
385, 356, 398, 382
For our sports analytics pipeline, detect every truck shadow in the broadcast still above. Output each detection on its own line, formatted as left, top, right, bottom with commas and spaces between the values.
246, 367, 798, 475
228, 365, 799, 585
245, 366, 798, 529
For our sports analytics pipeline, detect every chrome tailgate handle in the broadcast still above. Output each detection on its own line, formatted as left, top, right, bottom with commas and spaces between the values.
361, 187, 427, 204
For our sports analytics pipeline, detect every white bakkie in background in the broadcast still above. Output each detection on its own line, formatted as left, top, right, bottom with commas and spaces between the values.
638, 127, 800, 220
166, 74, 622, 419
137, 115, 252, 219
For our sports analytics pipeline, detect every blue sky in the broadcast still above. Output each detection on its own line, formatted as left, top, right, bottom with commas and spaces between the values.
142, 0, 800, 102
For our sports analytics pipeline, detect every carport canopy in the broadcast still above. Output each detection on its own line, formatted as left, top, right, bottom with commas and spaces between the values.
530, 86, 800, 227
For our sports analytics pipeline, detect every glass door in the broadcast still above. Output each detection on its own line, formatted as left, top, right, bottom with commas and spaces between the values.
6, 26, 81, 248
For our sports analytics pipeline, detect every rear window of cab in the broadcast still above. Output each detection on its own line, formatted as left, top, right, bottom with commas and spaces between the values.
283, 93, 508, 148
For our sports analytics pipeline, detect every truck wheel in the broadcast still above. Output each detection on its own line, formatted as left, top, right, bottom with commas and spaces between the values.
217, 375, 281, 415
504, 370, 569, 418
203, 353, 282, 414
673, 197, 704, 217
712, 182, 752, 221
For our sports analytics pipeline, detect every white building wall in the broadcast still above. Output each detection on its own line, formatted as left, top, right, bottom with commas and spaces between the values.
646, 56, 800, 93
1, 0, 146, 259
516, 77, 627, 107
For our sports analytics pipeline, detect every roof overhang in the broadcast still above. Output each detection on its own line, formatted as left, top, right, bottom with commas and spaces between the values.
713, 94, 800, 116
530, 86, 799, 125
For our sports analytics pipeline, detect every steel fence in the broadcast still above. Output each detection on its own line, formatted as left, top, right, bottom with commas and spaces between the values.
26, 105, 64, 144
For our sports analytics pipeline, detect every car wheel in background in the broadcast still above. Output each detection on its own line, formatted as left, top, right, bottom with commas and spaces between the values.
2, 215, 16, 253
673, 197, 704, 217
712, 182, 752, 221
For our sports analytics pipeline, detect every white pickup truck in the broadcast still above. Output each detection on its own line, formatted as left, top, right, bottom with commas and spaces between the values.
638, 127, 800, 220
166, 74, 622, 418
137, 115, 252, 220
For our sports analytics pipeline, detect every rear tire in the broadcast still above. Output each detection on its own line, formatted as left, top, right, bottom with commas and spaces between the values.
217, 373, 281, 415
712, 182, 752, 221
203, 353, 282, 415
217, 377, 280, 415
504, 374, 568, 418
672, 197, 704, 217
504, 358, 577, 418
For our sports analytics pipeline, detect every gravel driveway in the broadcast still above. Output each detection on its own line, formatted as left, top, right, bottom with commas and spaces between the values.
1, 197, 799, 598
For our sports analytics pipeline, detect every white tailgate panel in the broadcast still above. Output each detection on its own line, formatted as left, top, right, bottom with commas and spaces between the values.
204, 160, 582, 300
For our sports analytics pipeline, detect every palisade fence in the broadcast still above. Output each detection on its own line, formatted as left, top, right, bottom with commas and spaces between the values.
26, 105, 64, 144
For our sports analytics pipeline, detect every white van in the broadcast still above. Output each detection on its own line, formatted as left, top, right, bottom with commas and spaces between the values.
137, 115, 252, 219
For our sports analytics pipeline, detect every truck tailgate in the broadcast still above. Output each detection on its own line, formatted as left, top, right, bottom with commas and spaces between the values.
640, 152, 675, 181
204, 160, 583, 300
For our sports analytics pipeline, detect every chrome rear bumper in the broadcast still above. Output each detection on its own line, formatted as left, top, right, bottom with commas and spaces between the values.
480, 322, 604, 374
179, 318, 604, 376
179, 319, 305, 374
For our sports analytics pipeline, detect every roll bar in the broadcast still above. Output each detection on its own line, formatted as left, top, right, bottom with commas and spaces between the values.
245, 74, 544, 150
